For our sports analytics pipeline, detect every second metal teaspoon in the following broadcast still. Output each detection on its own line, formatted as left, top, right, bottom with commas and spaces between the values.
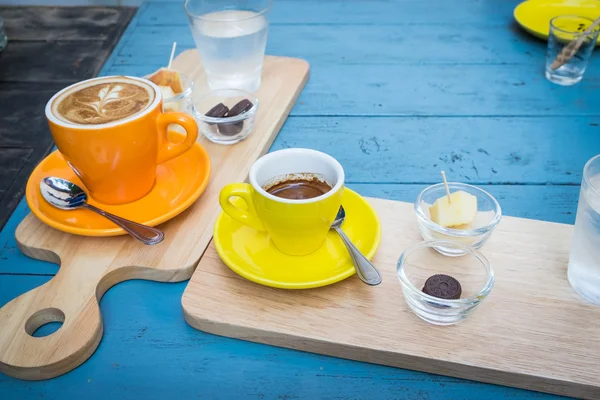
40, 177, 164, 245
331, 206, 382, 286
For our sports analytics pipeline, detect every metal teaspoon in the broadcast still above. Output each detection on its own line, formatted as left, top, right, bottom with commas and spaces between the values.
331, 206, 382, 286
40, 177, 164, 245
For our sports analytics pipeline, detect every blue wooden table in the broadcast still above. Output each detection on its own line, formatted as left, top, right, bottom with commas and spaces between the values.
2, 0, 599, 398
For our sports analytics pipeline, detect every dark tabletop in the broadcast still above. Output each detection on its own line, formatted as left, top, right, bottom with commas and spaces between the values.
0, 6, 135, 231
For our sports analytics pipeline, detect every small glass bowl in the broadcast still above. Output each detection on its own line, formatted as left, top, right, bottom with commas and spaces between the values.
162, 73, 194, 113
143, 72, 194, 113
192, 89, 259, 145
397, 241, 494, 325
415, 182, 502, 256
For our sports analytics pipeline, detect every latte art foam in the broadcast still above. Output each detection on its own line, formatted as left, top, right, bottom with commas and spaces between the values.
52, 77, 155, 125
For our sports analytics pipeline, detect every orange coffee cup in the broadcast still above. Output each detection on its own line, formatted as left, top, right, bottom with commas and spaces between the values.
45, 76, 198, 205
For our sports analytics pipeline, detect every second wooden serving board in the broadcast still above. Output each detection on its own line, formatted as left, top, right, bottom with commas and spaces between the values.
183, 197, 600, 399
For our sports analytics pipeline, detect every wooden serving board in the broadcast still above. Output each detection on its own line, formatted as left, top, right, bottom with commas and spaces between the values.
0, 50, 309, 380
183, 197, 600, 400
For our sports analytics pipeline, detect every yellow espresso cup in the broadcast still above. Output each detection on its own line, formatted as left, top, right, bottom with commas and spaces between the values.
45, 75, 198, 205
219, 148, 345, 256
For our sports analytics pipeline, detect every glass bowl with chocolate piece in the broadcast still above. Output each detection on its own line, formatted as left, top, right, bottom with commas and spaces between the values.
397, 240, 494, 325
415, 182, 501, 257
192, 89, 259, 145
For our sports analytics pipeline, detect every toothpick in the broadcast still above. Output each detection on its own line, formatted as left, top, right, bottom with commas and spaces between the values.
551, 16, 600, 70
441, 171, 451, 203
168, 42, 177, 69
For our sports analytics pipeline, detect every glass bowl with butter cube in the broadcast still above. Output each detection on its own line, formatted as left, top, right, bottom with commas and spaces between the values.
146, 68, 194, 113
415, 172, 502, 256
145, 43, 194, 114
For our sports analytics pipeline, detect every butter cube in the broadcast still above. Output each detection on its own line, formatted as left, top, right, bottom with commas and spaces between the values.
429, 190, 478, 228
158, 85, 176, 101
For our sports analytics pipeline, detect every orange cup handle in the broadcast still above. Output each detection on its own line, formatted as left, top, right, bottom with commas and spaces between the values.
156, 112, 199, 164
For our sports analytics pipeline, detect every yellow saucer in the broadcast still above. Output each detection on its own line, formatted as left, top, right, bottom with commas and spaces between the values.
514, 0, 600, 42
26, 136, 211, 237
214, 188, 381, 289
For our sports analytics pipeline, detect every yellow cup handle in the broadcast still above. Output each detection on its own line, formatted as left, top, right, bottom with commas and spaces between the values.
219, 183, 266, 232
156, 112, 199, 164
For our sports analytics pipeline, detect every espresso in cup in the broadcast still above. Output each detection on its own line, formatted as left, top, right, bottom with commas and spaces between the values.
264, 173, 332, 200
46, 76, 198, 205
220, 149, 345, 256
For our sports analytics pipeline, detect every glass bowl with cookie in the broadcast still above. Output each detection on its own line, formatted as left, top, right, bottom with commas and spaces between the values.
192, 89, 259, 145
414, 181, 502, 257
397, 240, 495, 325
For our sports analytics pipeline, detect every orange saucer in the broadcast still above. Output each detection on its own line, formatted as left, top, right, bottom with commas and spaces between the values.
26, 138, 211, 237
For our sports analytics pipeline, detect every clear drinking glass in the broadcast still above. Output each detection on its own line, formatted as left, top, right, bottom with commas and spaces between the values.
184, 0, 270, 93
545, 16, 600, 86
568, 154, 600, 305
0, 15, 8, 52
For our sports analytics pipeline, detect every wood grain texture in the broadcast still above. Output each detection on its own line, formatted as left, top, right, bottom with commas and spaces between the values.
0, 51, 309, 380
270, 117, 600, 184
348, 184, 580, 225
0, 185, 580, 276
183, 197, 598, 399
0, 83, 62, 147
0, 148, 37, 231
107, 62, 600, 117
0, 275, 561, 400
114, 25, 542, 66
0, 7, 136, 84
0, 7, 133, 41
0, 6, 135, 232
137, 0, 514, 26
0, 41, 115, 83
0, 0, 595, 398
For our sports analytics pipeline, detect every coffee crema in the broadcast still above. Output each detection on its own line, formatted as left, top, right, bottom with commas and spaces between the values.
264, 174, 333, 200
52, 77, 155, 125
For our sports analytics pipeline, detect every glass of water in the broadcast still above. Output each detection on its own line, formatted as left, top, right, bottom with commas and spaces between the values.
184, 0, 270, 93
545, 16, 600, 86
568, 154, 600, 305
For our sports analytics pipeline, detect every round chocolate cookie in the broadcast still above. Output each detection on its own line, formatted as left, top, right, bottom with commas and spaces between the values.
422, 274, 462, 300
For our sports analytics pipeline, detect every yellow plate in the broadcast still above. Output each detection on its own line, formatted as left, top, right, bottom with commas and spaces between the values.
26, 133, 211, 237
514, 0, 600, 42
214, 188, 381, 289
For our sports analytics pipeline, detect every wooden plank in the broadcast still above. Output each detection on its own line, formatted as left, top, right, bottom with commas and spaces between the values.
0, 274, 559, 400
0, 145, 54, 236
106, 62, 600, 116
0, 52, 309, 380
183, 197, 597, 399
0, 7, 135, 41
0, 184, 580, 276
137, 0, 515, 26
270, 117, 600, 184
113, 24, 543, 66
0, 83, 62, 147
349, 184, 579, 225
0, 148, 33, 203
0, 41, 118, 83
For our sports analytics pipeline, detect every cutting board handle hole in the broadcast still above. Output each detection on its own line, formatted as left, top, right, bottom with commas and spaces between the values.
24, 308, 65, 338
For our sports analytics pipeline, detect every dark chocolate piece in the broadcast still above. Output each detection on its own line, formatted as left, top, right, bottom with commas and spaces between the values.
226, 99, 253, 117
218, 122, 243, 136
205, 103, 229, 118
217, 99, 253, 136
422, 274, 462, 300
